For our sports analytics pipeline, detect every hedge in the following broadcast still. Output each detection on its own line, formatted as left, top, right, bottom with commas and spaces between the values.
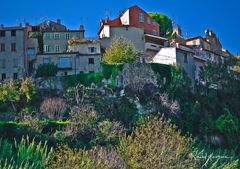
63, 63, 172, 88
150, 63, 172, 83
101, 64, 123, 79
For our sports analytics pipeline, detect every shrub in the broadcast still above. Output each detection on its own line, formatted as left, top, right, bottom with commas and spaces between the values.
0, 136, 54, 169
48, 145, 109, 169
95, 120, 124, 145
40, 97, 66, 120
101, 64, 123, 79
64, 73, 103, 88
102, 37, 138, 64
117, 116, 196, 168
35, 63, 58, 78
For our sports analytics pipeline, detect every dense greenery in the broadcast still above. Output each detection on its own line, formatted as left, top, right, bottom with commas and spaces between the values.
149, 13, 173, 38
36, 63, 58, 78
102, 37, 138, 64
0, 57, 240, 168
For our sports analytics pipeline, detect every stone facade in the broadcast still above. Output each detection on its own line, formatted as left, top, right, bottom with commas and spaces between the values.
43, 26, 85, 54
0, 26, 27, 81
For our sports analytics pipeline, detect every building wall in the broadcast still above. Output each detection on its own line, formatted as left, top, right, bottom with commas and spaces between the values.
120, 9, 130, 25
43, 31, 84, 53
153, 47, 177, 65
35, 52, 101, 76
128, 6, 160, 36
153, 47, 196, 83
68, 42, 101, 54
176, 50, 195, 83
99, 25, 110, 38
0, 28, 26, 80
100, 26, 145, 52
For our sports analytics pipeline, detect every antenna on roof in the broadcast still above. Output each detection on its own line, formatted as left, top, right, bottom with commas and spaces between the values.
16, 18, 22, 27
79, 17, 83, 25
104, 9, 110, 19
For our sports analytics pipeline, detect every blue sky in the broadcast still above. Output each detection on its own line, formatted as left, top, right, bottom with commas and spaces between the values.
0, 0, 239, 54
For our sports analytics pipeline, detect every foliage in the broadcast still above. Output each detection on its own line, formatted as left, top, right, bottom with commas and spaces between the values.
0, 136, 54, 169
28, 32, 43, 53
36, 63, 58, 78
117, 116, 196, 168
0, 78, 36, 112
95, 120, 124, 146
192, 139, 239, 168
49, 145, 125, 169
40, 97, 66, 120
102, 37, 137, 64
101, 64, 123, 79
64, 73, 103, 88
148, 13, 173, 38
215, 109, 239, 135
150, 63, 172, 84
20, 78, 36, 102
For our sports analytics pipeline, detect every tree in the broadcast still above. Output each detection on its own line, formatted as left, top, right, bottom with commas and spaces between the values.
102, 37, 137, 64
0, 78, 36, 112
36, 63, 58, 78
148, 13, 173, 38
36, 63, 58, 90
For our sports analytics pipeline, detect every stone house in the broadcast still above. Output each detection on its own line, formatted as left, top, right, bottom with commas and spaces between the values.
35, 39, 101, 76
99, 5, 168, 56
43, 25, 85, 54
0, 25, 27, 81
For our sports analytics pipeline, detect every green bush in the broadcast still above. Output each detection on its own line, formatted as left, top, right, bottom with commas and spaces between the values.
0, 136, 54, 169
101, 64, 123, 79
150, 63, 172, 83
63, 72, 104, 88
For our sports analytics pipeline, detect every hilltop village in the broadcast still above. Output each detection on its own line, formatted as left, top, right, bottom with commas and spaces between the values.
0, 5, 232, 83
1, 5, 240, 169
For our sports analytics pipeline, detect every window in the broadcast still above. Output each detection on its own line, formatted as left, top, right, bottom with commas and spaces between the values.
126, 27, 128, 31
55, 45, 60, 52
27, 48, 35, 56
88, 58, 94, 64
88, 47, 97, 53
59, 57, 71, 68
13, 59, 18, 68
0, 59, 6, 69
80, 71, 84, 74
54, 33, 60, 39
43, 58, 50, 64
1, 73, 6, 81
66, 33, 70, 39
184, 53, 188, 63
0, 43, 5, 52
13, 73, 18, 80
45, 33, 50, 40
64, 72, 68, 76
139, 13, 144, 22
147, 17, 151, 24
153, 21, 156, 26
0, 31, 5, 37
153, 30, 157, 36
11, 43, 16, 52
89, 71, 94, 73
44, 45, 50, 52
11, 30, 16, 36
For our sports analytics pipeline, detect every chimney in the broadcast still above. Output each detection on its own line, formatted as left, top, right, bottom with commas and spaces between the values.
79, 25, 84, 31
0, 24, 4, 28
25, 22, 30, 26
79, 25, 85, 38
19, 23, 22, 27
57, 19, 61, 24
105, 17, 109, 23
